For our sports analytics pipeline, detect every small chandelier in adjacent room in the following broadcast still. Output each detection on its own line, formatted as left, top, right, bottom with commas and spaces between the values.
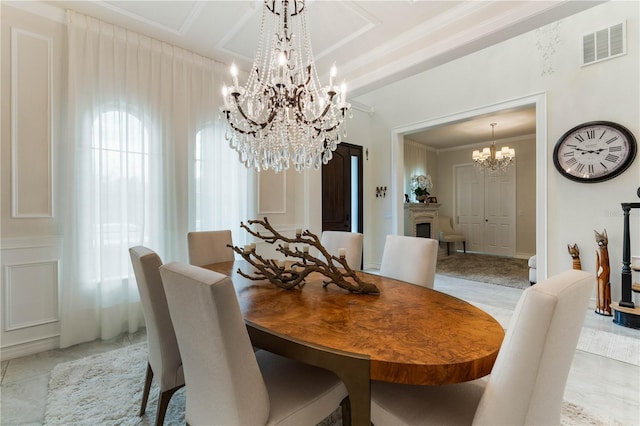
472, 123, 515, 173
220, 0, 351, 172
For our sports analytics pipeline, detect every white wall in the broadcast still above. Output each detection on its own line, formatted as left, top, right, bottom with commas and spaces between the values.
349, 1, 640, 298
2, 1, 639, 357
1, 5, 66, 358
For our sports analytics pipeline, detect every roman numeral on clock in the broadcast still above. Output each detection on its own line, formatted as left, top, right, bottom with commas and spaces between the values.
609, 146, 622, 152
605, 136, 619, 144
605, 154, 619, 163
575, 163, 585, 173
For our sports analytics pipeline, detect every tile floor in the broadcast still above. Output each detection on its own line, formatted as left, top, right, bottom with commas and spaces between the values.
1, 274, 639, 425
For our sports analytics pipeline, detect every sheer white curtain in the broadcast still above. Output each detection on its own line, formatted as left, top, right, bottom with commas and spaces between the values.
190, 119, 250, 246
61, 10, 246, 347
404, 140, 429, 201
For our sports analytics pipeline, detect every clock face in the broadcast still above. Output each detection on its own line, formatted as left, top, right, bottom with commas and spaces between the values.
553, 121, 637, 183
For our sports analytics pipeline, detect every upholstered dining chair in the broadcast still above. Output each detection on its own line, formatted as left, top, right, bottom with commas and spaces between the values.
318, 230, 364, 270
129, 246, 184, 426
438, 215, 466, 255
379, 235, 438, 288
370, 269, 594, 426
159, 262, 348, 425
187, 229, 235, 267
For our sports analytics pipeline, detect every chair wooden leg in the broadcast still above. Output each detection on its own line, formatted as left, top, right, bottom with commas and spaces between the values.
463, 241, 466, 253
447, 242, 451, 256
140, 362, 153, 416
155, 385, 184, 426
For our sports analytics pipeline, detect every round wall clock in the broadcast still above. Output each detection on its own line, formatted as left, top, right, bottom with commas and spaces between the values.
553, 121, 637, 183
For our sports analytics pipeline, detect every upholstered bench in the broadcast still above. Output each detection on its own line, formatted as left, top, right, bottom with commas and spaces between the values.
528, 255, 537, 285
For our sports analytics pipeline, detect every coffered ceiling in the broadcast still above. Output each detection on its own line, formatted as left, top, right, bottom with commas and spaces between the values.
33, 0, 602, 98
15, 0, 603, 148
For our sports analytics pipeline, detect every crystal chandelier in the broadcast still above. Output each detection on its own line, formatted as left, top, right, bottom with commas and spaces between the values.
220, 0, 351, 173
472, 123, 515, 173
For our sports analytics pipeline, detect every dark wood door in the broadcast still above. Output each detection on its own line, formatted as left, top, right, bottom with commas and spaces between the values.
322, 143, 363, 233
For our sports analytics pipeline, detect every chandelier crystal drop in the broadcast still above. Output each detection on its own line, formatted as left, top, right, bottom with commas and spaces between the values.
220, 0, 351, 173
472, 123, 515, 174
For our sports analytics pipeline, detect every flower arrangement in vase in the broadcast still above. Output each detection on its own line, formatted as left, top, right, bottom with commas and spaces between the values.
414, 187, 429, 203
411, 174, 432, 203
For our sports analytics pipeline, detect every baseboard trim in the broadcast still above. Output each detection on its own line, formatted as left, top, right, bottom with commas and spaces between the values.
1, 335, 60, 361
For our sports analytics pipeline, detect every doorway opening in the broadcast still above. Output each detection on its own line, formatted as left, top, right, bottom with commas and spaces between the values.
321, 142, 364, 234
390, 93, 548, 280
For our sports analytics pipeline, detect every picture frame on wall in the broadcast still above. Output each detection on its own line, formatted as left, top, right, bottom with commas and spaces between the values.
428, 196, 438, 203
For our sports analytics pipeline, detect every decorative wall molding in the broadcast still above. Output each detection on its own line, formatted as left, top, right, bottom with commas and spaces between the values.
536, 21, 562, 76
258, 170, 287, 214
3, 260, 60, 331
0, 236, 62, 250
11, 27, 53, 218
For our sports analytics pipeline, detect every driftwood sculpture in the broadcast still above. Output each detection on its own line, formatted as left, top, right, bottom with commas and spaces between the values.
567, 243, 582, 270
229, 218, 379, 295
594, 229, 612, 316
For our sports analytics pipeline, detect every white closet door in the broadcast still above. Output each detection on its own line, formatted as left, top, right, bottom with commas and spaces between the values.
455, 164, 515, 256
456, 165, 484, 252
483, 167, 516, 256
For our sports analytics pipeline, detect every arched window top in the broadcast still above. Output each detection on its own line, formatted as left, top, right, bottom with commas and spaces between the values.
92, 109, 149, 153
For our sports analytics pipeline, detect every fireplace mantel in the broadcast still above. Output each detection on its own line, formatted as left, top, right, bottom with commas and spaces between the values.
404, 203, 441, 239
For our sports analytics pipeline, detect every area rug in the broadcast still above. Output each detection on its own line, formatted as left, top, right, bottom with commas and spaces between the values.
436, 252, 530, 289
45, 343, 610, 425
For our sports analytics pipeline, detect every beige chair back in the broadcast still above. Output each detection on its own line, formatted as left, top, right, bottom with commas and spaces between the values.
473, 269, 594, 425
438, 216, 457, 236
187, 230, 234, 267
129, 246, 184, 425
319, 231, 364, 270
379, 235, 438, 288
160, 262, 270, 425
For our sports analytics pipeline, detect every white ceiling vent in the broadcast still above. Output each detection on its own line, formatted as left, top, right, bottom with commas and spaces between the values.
582, 22, 626, 66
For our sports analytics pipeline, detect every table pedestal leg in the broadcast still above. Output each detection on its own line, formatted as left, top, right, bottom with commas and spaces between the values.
247, 325, 371, 426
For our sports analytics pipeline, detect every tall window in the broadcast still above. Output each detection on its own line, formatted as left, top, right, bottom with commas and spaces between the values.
88, 110, 153, 283
191, 120, 249, 246
63, 9, 237, 347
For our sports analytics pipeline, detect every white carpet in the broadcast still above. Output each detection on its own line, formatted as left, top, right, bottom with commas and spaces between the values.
45, 343, 612, 425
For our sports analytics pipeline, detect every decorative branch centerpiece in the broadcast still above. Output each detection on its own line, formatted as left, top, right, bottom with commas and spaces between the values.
229, 218, 379, 295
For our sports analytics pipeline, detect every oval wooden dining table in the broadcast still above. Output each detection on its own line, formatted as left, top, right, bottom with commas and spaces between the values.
204, 260, 504, 426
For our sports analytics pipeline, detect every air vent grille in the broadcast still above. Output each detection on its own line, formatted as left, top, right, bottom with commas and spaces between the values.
582, 22, 626, 66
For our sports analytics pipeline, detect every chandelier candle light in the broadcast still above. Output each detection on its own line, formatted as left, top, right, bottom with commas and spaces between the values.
472, 123, 515, 173
221, 0, 351, 172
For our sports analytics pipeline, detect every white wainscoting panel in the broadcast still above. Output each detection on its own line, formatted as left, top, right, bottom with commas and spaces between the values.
4, 260, 59, 331
11, 27, 53, 218
258, 169, 286, 214
1, 237, 62, 359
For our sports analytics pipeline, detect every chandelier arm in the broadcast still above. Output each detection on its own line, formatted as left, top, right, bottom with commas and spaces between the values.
230, 91, 281, 131
224, 115, 258, 137
293, 90, 332, 125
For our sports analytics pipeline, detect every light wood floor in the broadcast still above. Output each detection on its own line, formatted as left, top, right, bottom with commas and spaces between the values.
1, 274, 638, 425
